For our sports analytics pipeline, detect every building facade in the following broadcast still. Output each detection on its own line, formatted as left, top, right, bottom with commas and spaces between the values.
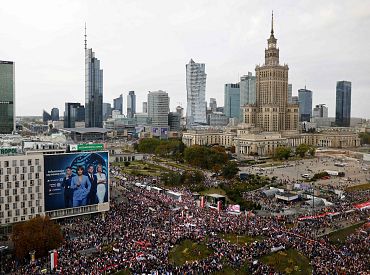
298, 87, 313, 122
224, 83, 240, 119
240, 72, 256, 106
313, 104, 328, 119
102, 103, 112, 121
147, 90, 169, 127
51, 108, 59, 121
0, 61, 15, 134
186, 59, 207, 125
142, 102, 148, 113
168, 112, 181, 131
209, 98, 217, 113
242, 15, 299, 132
335, 81, 351, 127
127, 91, 136, 118
64, 103, 84, 128
113, 94, 123, 114
85, 42, 103, 128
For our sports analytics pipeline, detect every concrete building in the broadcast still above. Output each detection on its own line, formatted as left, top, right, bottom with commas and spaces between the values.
168, 112, 181, 131
242, 14, 299, 132
147, 90, 169, 127
209, 98, 217, 113
51, 108, 60, 121
142, 102, 148, 113
102, 103, 112, 121
207, 112, 229, 126
127, 91, 136, 118
288, 84, 292, 103
186, 59, 207, 125
0, 61, 15, 134
298, 87, 313, 122
313, 104, 328, 119
224, 83, 240, 119
335, 81, 352, 127
85, 32, 103, 128
240, 72, 256, 106
113, 94, 124, 114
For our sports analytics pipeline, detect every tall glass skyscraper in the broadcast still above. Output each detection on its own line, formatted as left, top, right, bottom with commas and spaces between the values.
0, 61, 15, 134
186, 59, 207, 126
85, 29, 103, 128
148, 90, 169, 127
224, 83, 240, 119
335, 81, 351, 127
127, 91, 136, 118
240, 72, 256, 106
298, 87, 313, 122
113, 94, 123, 114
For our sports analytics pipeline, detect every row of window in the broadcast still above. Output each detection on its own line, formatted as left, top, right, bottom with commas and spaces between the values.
0, 165, 42, 175
0, 212, 42, 223
0, 159, 40, 167
0, 179, 42, 190
0, 193, 42, 204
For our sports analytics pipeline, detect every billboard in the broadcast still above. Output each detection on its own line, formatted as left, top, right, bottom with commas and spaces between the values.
44, 152, 109, 211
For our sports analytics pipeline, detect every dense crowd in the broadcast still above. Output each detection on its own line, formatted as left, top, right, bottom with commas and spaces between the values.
2, 166, 369, 274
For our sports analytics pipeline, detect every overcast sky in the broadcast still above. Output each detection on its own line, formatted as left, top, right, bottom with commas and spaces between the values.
1, 0, 370, 118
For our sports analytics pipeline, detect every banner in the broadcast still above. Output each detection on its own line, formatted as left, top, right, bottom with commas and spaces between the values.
50, 250, 58, 270
200, 196, 205, 208
354, 201, 370, 210
217, 200, 222, 212
227, 204, 241, 213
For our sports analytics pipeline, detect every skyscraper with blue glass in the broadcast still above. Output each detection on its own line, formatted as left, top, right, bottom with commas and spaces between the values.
335, 81, 351, 127
224, 83, 240, 119
298, 87, 312, 122
85, 27, 103, 128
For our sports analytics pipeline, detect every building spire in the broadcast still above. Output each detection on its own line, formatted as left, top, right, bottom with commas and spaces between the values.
271, 10, 274, 35
84, 22, 87, 50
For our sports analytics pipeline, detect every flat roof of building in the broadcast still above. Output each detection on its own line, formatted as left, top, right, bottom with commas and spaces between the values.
63, 128, 108, 134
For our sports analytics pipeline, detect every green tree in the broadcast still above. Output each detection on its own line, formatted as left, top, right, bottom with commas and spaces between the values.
274, 146, 291, 160
137, 138, 161, 153
359, 132, 370, 145
12, 216, 63, 259
308, 146, 316, 156
222, 161, 240, 179
296, 143, 310, 158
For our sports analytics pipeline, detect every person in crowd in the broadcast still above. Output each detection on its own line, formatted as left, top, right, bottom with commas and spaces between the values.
71, 166, 91, 207
86, 164, 97, 204
61, 166, 74, 208
95, 164, 107, 203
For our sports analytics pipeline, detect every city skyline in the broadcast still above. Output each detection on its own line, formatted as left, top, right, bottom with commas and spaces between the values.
1, 0, 370, 118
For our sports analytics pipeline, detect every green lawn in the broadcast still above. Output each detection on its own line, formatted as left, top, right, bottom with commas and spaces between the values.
222, 234, 264, 245
168, 239, 213, 266
328, 222, 365, 245
345, 183, 370, 192
261, 249, 312, 275
200, 187, 227, 196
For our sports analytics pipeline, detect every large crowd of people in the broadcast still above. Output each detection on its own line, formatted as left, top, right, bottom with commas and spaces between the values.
2, 164, 369, 274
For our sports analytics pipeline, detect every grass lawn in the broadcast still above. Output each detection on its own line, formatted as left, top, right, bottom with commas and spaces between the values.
168, 239, 213, 266
200, 187, 227, 196
345, 183, 370, 192
327, 222, 365, 245
222, 233, 264, 245
261, 249, 312, 275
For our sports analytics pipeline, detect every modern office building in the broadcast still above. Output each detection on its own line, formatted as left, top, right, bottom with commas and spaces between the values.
142, 102, 148, 113
113, 94, 123, 114
209, 98, 217, 112
207, 112, 229, 126
224, 83, 240, 119
0, 61, 15, 134
313, 104, 328, 118
127, 91, 136, 118
186, 59, 207, 125
298, 87, 313, 122
85, 29, 103, 128
42, 110, 52, 124
168, 112, 181, 131
64, 103, 84, 128
240, 72, 256, 106
51, 108, 59, 121
176, 106, 184, 118
102, 103, 112, 121
335, 81, 352, 127
288, 84, 292, 103
147, 90, 169, 127
242, 14, 299, 132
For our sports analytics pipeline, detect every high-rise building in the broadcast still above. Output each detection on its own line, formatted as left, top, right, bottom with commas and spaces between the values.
113, 94, 124, 114
142, 102, 148, 113
335, 81, 351, 127
298, 87, 313, 122
186, 59, 207, 125
224, 83, 240, 119
240, 72, 256, 106
209, 98, 217, 112
148, 90, 169, 127
51, 108, 59, 121
288, 84, 292, 103
42, 110, 52, 124
313, 104, 328, 118
64, 103, 84, 128
127, 91, 136, 118
176, 106, 184, 117
168, 112, 181, 131
85, 28, 103, 128
0, 61, 15, 134
242, 13, 299, 132
102, 103, 112, 121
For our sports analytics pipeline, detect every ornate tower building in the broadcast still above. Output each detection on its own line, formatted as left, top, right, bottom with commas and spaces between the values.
242, 13, 299, 132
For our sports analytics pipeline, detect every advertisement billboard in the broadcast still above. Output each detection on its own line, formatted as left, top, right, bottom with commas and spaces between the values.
44, 152, 109, 211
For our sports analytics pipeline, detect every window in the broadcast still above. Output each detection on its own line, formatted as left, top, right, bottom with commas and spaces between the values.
28, 159, 32, 166
0, 197, 3, 203
12, 189, 17, 195
21, 174, 25, 180
35, 173, 39, 179
21, 216, 25, 221
7, 168, 12, 174
30, 166, 34, 172
5, 204, 9, 210
20, 188, 24, 194
31, 207, 35, 214
28, 187, 32, 193
36, 200, 39, 206
35, 186, 39, 192
5, 175, 9, 181
12, 160, 17, 167
28, 201, 32, 207
30, 194, 35, 200
13, 203, 17, 209
7, 196, 12, 203
15, 195, 19, 202
5, 190, 9, 196
7, 182, 11, 189
13, 217, 18, 222
28, 173, 32, 180
30, 180, 34, 186
23, 209, 27, 215
15, 181, 19, 188
35, 159, 39, 165
21, 202, 25, 208
7, 211, 12, 217
22, 167, 27, 173
38, 193, 42, 199
0, 183, 3, 189
4, 161, 9, 167
20, 160, 24, 166
12, 175, 17, 181
23, 194, 27, 201
37, 166, 41, 172
0, 168, 2, 175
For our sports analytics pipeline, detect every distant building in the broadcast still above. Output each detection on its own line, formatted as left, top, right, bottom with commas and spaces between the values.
292, 96, 299, 104
102, 103, 112, 121
168, 112, 181, 131
142, 102, 148, 113
313, 104, 328, 118
335, 81, 351, 127
224, 83, 240, 119
176, 106, 184, 117
209, 98, 217, 112
127, 91, 136, 118
135, 113, 151, 125
240, 72, 256, 106
148, 90, 169, 127
186, 59, 207, 125
51, 108, 59, 121
298, 87, 312, 122
64, 103, 84, 128
113, 94, 124, 114
0, 60, 15, 134
288, 84, 292, 103
42, 110, 52, 124
207, 112, 229, 126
